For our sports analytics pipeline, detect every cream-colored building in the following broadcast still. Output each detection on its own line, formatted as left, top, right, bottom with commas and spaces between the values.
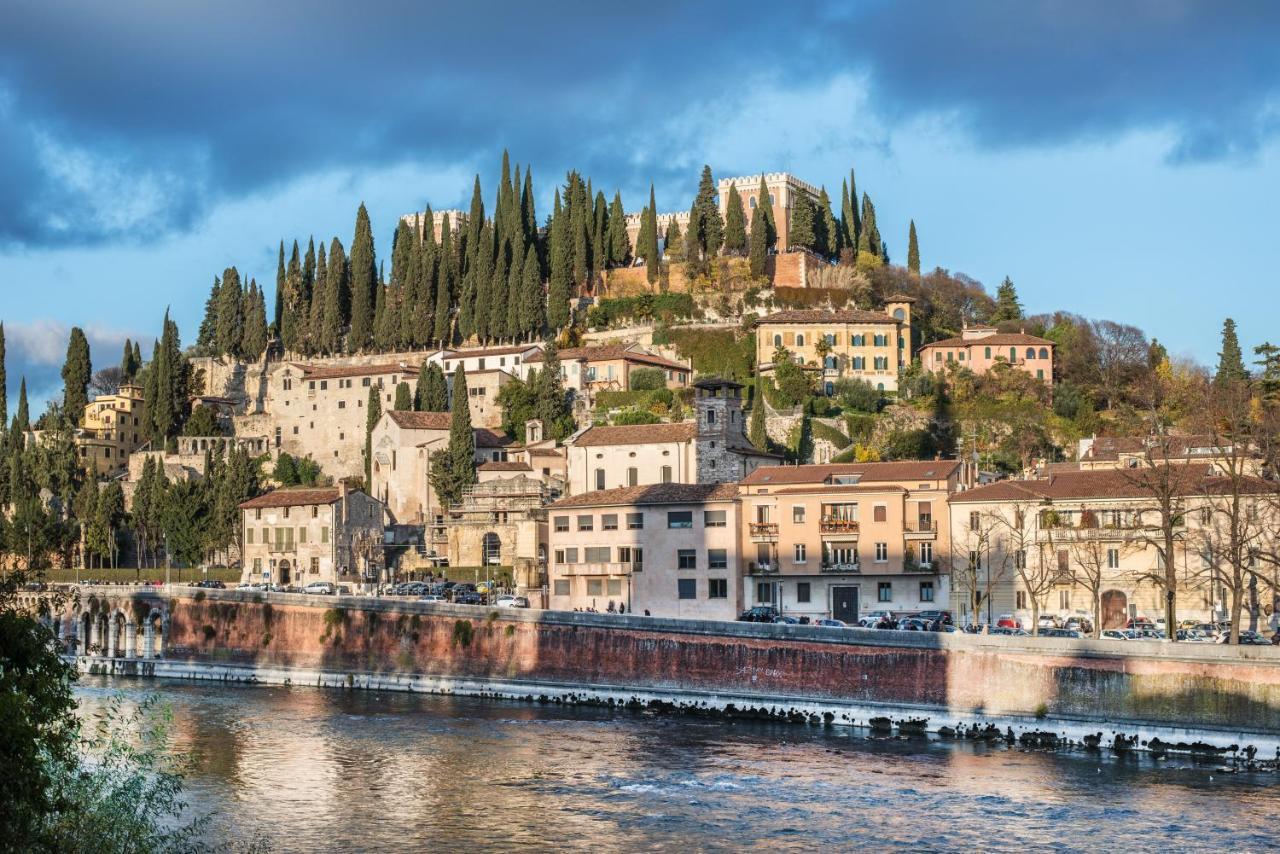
717, 172, 822, 254
453, 368, 513, 429
398, 208, 468, 242
1074, 434, 1264, 476
78, 383, 147, 475
756, 304, 913, 394
919, 326, 1055, 384
527, 344, 691, 404
238, 485, 385, 589
947, 466, 1277, 630
547, 483, 742, 619
738, 460, 964, 623
427, 344, 543, 382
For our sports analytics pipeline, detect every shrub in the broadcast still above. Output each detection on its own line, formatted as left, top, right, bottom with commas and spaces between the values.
883, 428, 938, 460
201, 625, 216, 641
452, 619, 474, 648
844, 413, 877, 441
1034, 702, 1049, 720
323, 608, 347, 628
773, 358, 811, 407
261, 632, 272, 647
193, 590, 206, 602
833, 378, 883, 413
611, 409, 661, 425
661, 328, 755, 381
629, 367, 665, 391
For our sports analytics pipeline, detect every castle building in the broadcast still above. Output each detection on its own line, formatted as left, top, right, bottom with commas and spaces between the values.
755, 301, 914, 394
398, 209, 468, 242
717, 172, 823, 254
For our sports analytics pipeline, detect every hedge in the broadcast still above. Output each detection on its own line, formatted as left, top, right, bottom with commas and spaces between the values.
811, 420, 852, 449
587, 293, 695, 327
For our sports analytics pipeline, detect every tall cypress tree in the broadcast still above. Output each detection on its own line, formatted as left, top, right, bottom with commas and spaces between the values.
606, 191, 630, 267
534, 342, 573, 440
364, 384, 382, 486
788, 196, 816, 252
756, 176, 777, 250
521, 167, 538, 247
281, 240, 304, 353
519, 243, 544, 339
273, 241, 286, 336
434, 214, 455, 345
414, 210, 437, 346
817, 187, 839, 259
62, 327, 92, 421
349, 203, 377, 352
842, 169, 860, 250
0, 321, 8, 429
749, 199, 769, 278
749, 376, 768, 451
15, 377, 29, 432
1216, 318, 1248, 385
504, 244, 523, 342
690, 165, 724, 259
417, 362, 448, 412
196, 275, 220, 354
723, 184, 747, 255
643, 184, 660, 284
318, 237, 347, 355
302, 237, 316, 305
907, 220, 921, 274
548, 190, 572, 329
857, 193, 882, 259
215, 266, 245, 358
447, 365, 476, 494
241, 281, 269, 358
394, 381, 412, 411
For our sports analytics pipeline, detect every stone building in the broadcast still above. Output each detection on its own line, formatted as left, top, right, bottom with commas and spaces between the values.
238, 484, 386, 589
716, 172, 822, 253
739, 460, 964, 623
399, 208, 468, 242
451, 368, 513, 429
918, 326, 1055, 384
756, 303, 913, 394
546, 482, 742, 619
77, 383, 147, 475
446, 475, 549, 602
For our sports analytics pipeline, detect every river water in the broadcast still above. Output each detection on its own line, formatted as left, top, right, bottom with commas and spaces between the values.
75, 677, 1279, 852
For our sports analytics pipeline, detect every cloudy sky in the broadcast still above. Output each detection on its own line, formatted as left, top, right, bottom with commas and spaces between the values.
2, 1, 1279, 410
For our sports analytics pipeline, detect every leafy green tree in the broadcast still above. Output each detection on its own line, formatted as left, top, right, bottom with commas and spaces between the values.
496, 374, 539, 440
196, 275, 220, 354
364, 384, 382, 486
907, 220, 921, 274
163, 479, 210, 567
1215, 318, 1248, 385
686, 165, 724, 260
95, 480, 125, 568
991, 277, 1023, 322
394, 381, 412, 411
723, 185, 747, 255
272, 452, 299, 486
834, 377, 883, 413
666, 217, 684, 259
181, 405, 221, 437
1255, 342, 1280, 405
61, 327, 91, 423
349, 203, 377, 352
629, 367, 665, 391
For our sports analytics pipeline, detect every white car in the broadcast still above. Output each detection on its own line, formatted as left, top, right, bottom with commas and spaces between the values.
859, 610, 893, 627
494, 595, 518, 607
418, 594, 445, 603
1100, 629, 1128, 640
303, 582, 335, 595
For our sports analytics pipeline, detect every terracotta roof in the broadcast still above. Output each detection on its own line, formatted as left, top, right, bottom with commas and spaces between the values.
774, 484, 908, 495
741, 460, 961, 486
478, 460, 533, 472
572, 422, 697, 447
920, 333, 1054, 348
947, 465, 1265, 503
475, 428, 514, 448
758, 309, 898, 325
1081, 434, 1236, 462
240, 487, 343, 509
526, 345, 689, 372
548, 482, 739, 509
884, 293, 917, 303
440, 344, 540, 359
293, 362, 419, 380
386, 411, 451, 430
526, 447, 566, 457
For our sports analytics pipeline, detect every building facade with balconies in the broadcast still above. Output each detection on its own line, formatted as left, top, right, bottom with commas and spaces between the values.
738, 460, 963, 623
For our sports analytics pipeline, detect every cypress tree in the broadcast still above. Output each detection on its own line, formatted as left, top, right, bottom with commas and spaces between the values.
308, 243, 328, 352
504, 243, 523, 342
418, 362, 449, 412
862, 194, 883, 259
349, 203, 377, 352
472, 221, 496, 342
364, 383, 382, 486
196, 275, 220, 354
521, 167, 538, 247
1216, 318, 1248, 385
534, 343, 573, 440
788, 195, 816, 252
447, 366, 477, 494
667, 217, 684, 258
242, 281, 269, 358
634, 202, 653, 267
318, 237, 347, 355
434, 214, 455, 345
723, 185, 747, 255
749, 377, 768, 451
690, 165, 724, 258
548, 190, 572, 329
62, 327, 92, 421
215, 266, 245, 357
414, 211, 437, 346
0, 322, 8, 430
15, 377, 29, 432
302, 237, 316, 305
907, 220, 921, 274
991, 277, 1023, 322
606, 191, 630, 266
756, 176, 777, 249
394, 381, 412, 411
273, 241, 285, 335
644, 184, 660, 284
592, 190, 608, 275
413, 363, 430, 411
818, 187, 839, 259
519, 243, 544, 339
281, 241, 304, 353
842, 170, 860, 250
372, 280, 393, 352
569, 173, 589, 287
749, 200, 768, 278
398, 227, 420, 349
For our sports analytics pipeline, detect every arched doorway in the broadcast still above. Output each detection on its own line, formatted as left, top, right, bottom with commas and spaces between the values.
482, 533, 501, 566
1101, 590, 1128, 630
278, 559, 291, 586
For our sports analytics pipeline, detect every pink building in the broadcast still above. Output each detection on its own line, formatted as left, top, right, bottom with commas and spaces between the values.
918, 326, 1055, 383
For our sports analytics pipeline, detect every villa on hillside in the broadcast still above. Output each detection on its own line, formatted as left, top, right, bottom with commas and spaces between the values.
918, 326, 1055, 384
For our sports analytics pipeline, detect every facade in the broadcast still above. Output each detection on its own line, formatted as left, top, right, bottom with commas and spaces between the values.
738, 460, 964, 623
238, 485, 385, 589
452, 368, 513, 429
77, 384, 148, 475
918, 326, 1056, 383
546, 483, 742, 619
717, 173, 822, 254
446, 475, 549, 603
756, 305, 913, 394
527, 344, 691, 403
399, 209, 468, 242
566, 379, 778, 494
1075, 434, 1264, 476
622, 211, 692, 257
946, 467, 1277, 630
427, 344, 543, 382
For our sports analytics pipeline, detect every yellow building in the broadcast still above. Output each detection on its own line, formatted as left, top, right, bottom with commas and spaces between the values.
756, 300, 914, 394
78, 384, 147, 475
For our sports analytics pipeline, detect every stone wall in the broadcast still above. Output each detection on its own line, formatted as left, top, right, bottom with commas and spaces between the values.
137, 589, 1280, 736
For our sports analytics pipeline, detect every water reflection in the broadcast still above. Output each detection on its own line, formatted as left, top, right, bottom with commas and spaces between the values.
74, 678, 1279, 852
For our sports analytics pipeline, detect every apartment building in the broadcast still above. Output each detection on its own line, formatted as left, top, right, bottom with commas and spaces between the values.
426, 343, 543, 382
546, 483, 742, 619
1074, 434, 1264, 476
738, 460, 963, 623
238, 485, 385, 589
77, 383, 147, 475
918, 326, 1055, 384
756, 304, 913, 394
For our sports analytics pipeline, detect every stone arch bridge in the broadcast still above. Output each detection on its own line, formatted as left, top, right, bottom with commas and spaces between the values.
18, 585, 171, 661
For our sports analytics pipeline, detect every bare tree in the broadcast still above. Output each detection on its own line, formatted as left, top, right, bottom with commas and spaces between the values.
995, 500, 1055, 634
952, 506, 1012, 629
1092, 320, 1148, 410
88, 366, 125, 398
1067, 526, 1138, 638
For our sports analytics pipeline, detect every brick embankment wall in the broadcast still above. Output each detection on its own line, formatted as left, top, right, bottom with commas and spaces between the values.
156, 591, 1280, 733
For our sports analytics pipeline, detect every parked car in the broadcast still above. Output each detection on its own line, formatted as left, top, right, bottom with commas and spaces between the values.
454, 592, 483, 605
1176, 629, 1213, 642
814, 618, 847, 628
1063, 616, 1094, 634
990, 626, 1030, 636
303, 582, 335, 595
772, 615, 800, 625
916, 610, 954, 626
494, 594, 517, 607
418, 594, 446, 603
899, 617, 931, 631
508, 596, 530, 609
1039, 628, 1083, 639
1037, 614, 1060, 630
738, 606, 779, 623
996, 614, 1023, 630
1101, 629, 1128, 640
1221, 630, 1271, 645
1125, 617, 1155, 630
858, 610, 893, 628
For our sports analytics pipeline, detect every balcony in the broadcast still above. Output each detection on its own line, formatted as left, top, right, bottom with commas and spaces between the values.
904, 518, 938, 538
747, 561, 778, 575
1035, 525, 1150, 543
903, 560, 936, 573
266, 542, 297, 554
819, 518, 860, 535
749, 522, 779, 541
819, 561, 860, 574
556, 561, 637, 577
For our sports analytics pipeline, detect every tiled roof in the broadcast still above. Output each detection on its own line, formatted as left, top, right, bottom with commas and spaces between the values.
294, 362, 419, 380
475, 428, 515, 448
741, 460, 961, 486
548, 482, 739, 509
774, 484, 908, 495
440, 344, 540, 359
526, 345, 689, 372
386, 411, 451, 430
758, 309, 898, 325
1081, 434, 1232, 462
240, 487, 343, 509
920, 333, 1054, 348
478, 460, 533, 472
947, 465, 1266, 503
571, 422, 697, 447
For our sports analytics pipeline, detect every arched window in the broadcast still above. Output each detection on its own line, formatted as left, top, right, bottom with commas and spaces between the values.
1039, 347, 1049, 359
893, 308, 905, 320
877, 383, 885, 392
1026, 347, 1036, 360
749, 197, 757, 209
773, 334, 782, 347
824, 382, 834, 396
824, 356, 837, 370
796, 334, 805, 347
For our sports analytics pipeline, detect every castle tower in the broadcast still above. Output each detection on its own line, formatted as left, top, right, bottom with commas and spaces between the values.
694, 377, 747, 484
885, 294, 916, 368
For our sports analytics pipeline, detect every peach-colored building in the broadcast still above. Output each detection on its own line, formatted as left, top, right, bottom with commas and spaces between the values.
756, 304, 913, 394
918, 326, 1055, 384
546, 483, 742, 619
739, 460, 964, 623
77, 383, 148, 475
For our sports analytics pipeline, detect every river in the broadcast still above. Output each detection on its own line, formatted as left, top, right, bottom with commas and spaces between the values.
74, 676, 1279, 852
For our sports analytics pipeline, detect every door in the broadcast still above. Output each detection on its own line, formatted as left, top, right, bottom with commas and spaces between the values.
278, 560, 291, 586
832, 586, 859, 623
1101, 589, 1127, 629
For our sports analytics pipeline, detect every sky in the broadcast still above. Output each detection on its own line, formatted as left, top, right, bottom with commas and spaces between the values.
2, 1, 1279, 411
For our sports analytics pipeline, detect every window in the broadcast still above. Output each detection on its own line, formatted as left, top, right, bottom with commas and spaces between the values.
1059, 590, 1071, 610
708, 549, 728, 569
920, 581, 934, 602
284, 507, 291, 519
794, 543, 807, 563
595, 468, 605, 490
873, 505, 886, 523
627, 513, 644, 530
677, 549, 697, 569
247, 528, 255, 545
919, 542, 933, 564
577, 515, 593, 531
1009, 347, 1017, 362
310, 557, 319, 574
792, 505, 806, 523
627, 467, 638, 486
705, 408, 716, 425
852, 334, 865, 346
1016, 591, 1027, 609
984, 346, 992, 359
607, 579, 623, 596
585, 546, 611, 563
298, 527, 307, 544
1107, 548, 1119, 569
661, 465, 672, 483
602, 514, 618, 531
757, 582, 773, 603
312, 505, 319, 518
1039, 347, 1049, 359
554, 516, 570, 533
873, 356, 888, 370
554, 549, 565, 564
796, 582, 811, 603
708, 579, 728, 599
773, 334, 782, 347
969, 511, 980, 531
587, 579, 604, 596
255, 508, 262, 520
969, 550, 981, 569
878, 582, 892, 603
704, 509, 726, 527
796, 334, 805, 347
563, 548, 579, 564
874, 542, 888, 562
1015, 549, 1026, 569
678, 579, 697, 600
668, 511, 693, 529
852, 356, 865, 370
620, 547, 644, 569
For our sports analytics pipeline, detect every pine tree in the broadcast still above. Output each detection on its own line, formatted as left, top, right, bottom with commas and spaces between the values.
756, 176, 777, 250
788, 195, 816, 252
61, 327, 91, 422
723, 185, 747, 255
447, 365, 476, 494
606, 191, 630, 266
907, 220, 921, 274
749, 376, 768, 451
349, 203, 377, 352
643, 184, 660, 284
991, 277, 1023, 322
0, 322, 8, 429
689, 165, 724, 259
519, 243, 544, 339
364, 383, 382, 486
1255, 343, 1280, 404
434, 214, 456, 345
215, 266, 245, 357
817, 187, 839, 259
666, 217, 684, 258
548, 190, 572, 329
1216, 318, 1248, 385
273, 241, 285, 335
394, 382, 412, 411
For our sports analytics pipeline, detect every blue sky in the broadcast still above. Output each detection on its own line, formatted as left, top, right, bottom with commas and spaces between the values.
2, 1, 1279, 409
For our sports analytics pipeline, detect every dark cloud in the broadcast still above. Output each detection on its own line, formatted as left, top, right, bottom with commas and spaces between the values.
0, 0, 1276, 248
